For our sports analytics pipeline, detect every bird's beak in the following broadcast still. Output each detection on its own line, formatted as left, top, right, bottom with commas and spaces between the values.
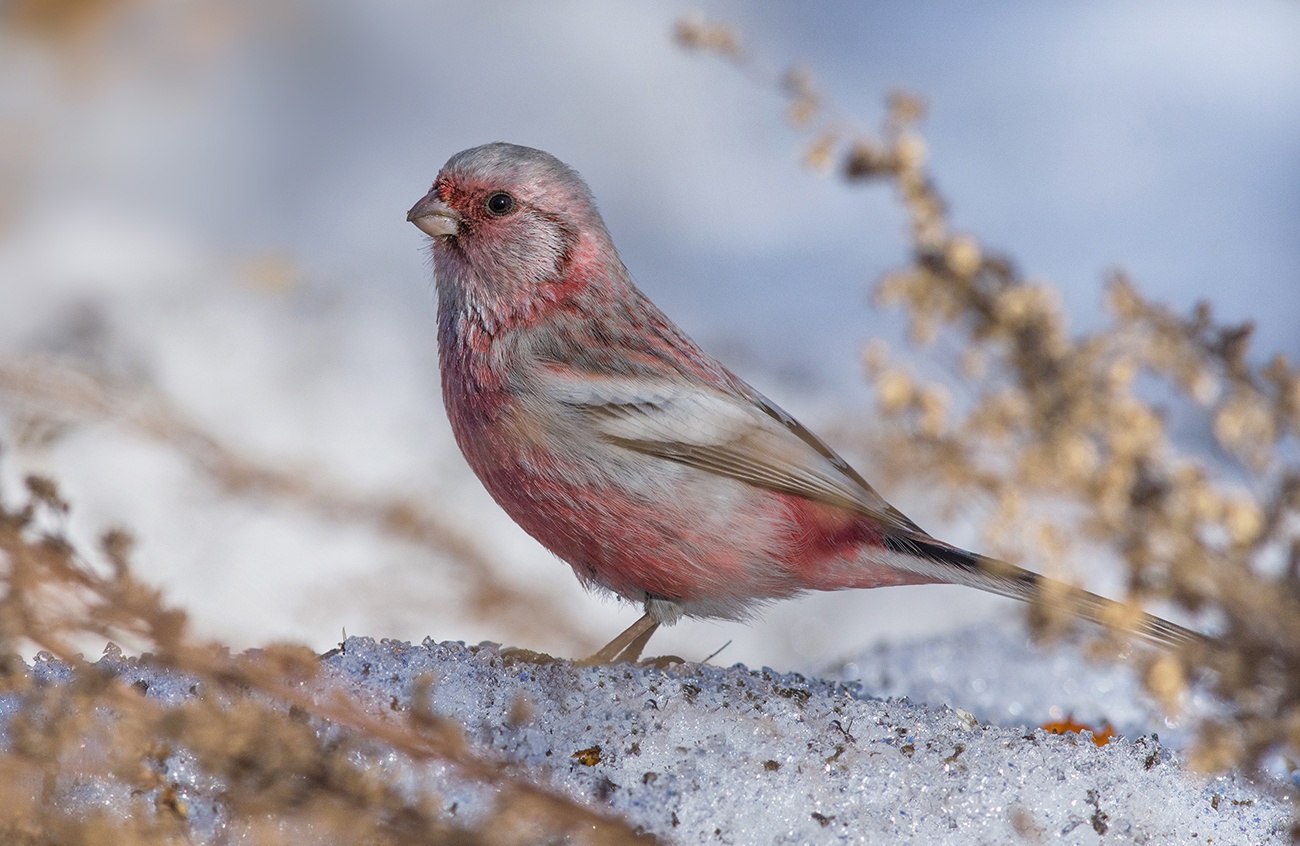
406, 191, 460, 238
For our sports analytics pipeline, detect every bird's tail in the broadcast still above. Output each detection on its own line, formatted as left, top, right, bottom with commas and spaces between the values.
883, 534, 1206, 652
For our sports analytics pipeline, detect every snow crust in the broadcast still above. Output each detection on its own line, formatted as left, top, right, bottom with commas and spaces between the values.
822, 623, 1224, 754
7, 632, 1291, 845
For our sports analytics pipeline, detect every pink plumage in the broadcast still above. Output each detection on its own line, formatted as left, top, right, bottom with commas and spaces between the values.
408, 142, 1199, 662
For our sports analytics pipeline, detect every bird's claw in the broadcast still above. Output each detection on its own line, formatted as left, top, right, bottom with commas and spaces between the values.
498, 647, 561, 667
637, 654, 685, 670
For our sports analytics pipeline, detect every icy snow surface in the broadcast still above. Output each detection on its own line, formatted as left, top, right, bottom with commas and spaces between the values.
10, 632, 1291, 845
820, 622, 1224, 754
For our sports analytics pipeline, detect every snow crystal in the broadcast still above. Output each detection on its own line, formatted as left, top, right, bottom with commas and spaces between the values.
818, 621, 1222, 752
3, 635, 1290, 845
323, 637, 1290, 844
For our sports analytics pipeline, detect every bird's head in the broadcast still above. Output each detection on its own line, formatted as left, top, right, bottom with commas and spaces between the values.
408, 143, 622, 328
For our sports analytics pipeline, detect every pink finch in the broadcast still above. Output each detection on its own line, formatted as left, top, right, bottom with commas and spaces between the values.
407, 142, 1201, 663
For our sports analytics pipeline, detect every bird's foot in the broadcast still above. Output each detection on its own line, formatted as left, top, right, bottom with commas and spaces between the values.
578, 612, 661, 665
636, 654, 685, 670
498, 647, 561, 667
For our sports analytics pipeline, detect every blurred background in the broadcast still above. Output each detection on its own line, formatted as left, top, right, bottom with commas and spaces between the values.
1, 0, 1297, 667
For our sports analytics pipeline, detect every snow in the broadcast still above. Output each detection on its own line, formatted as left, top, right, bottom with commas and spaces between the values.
820, 622, 1219, 753
6, 633, 1290, 844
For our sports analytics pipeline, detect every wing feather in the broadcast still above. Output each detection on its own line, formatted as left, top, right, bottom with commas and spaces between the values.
541, 368, 922, 534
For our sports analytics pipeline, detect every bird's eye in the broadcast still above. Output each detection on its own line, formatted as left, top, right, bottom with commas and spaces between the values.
485, 192, 515, 216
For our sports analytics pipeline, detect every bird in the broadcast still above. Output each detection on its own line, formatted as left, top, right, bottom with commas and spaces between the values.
407, 142, 1202, 664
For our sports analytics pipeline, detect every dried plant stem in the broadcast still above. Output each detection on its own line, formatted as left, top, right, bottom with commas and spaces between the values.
680, 14, 1300, 795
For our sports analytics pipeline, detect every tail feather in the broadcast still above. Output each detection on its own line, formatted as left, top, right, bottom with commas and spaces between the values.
883, 535, 1206, 652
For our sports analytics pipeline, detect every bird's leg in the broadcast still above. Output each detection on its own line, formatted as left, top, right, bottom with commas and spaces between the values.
612, 618, 662, 663
581, 612, 660, 664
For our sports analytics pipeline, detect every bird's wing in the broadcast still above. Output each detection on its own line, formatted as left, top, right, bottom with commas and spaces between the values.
540, 368, 923, 535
